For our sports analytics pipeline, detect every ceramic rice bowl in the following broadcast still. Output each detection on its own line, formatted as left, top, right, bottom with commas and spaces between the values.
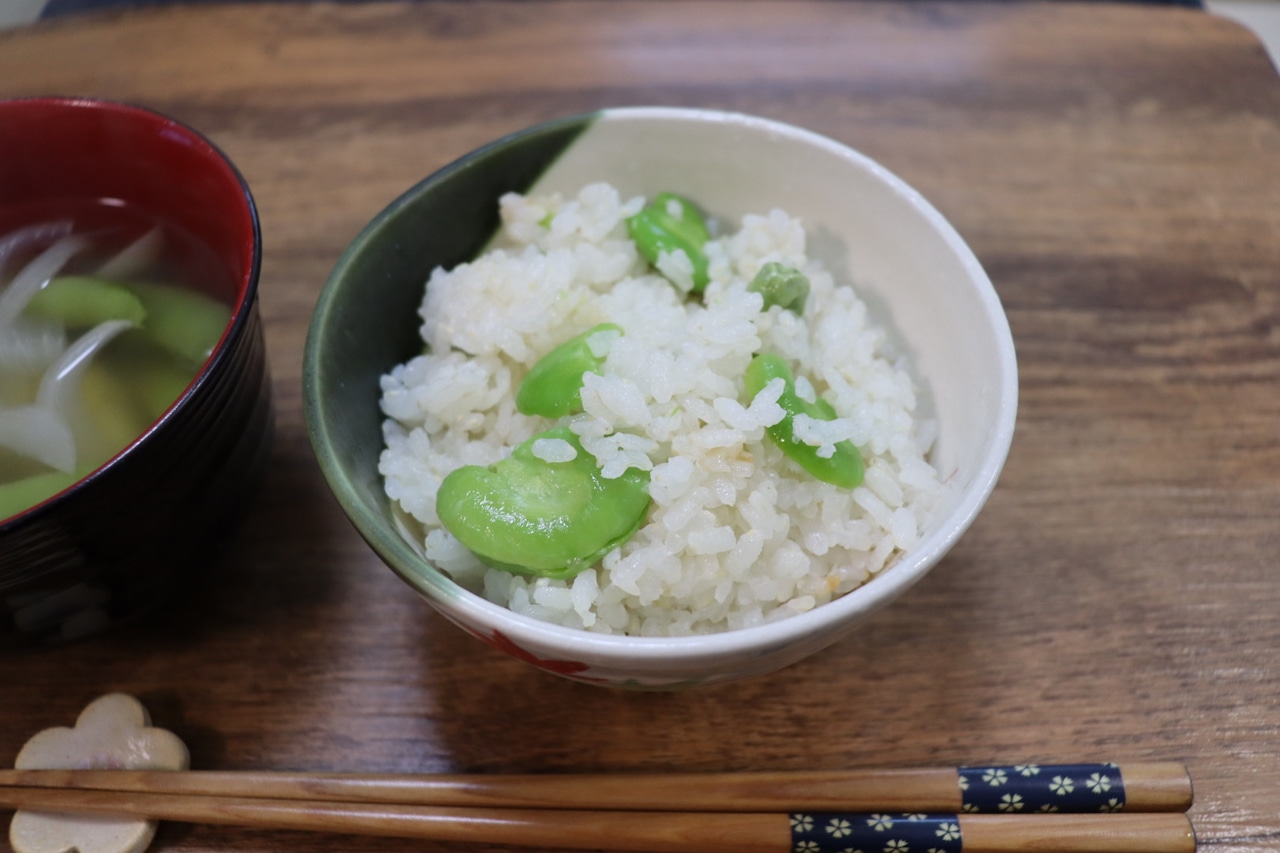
304, 107, 1016, 688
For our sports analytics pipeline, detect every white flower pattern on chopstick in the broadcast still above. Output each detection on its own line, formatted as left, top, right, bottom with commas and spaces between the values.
998, 793, 1024, 812
826, 818, 853, 837
789, 766, 1133, 853
791, 814, 961, 853
982, 768, 1008, 786
958, 763, 1127, 813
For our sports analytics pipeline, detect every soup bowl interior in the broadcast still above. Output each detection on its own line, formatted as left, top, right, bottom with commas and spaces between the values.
0, 97, 272, 648
306, 107, 1016, 688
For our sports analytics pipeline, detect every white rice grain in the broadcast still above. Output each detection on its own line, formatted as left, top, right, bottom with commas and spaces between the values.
531, 437, 577, 463
377, 182, 944, 636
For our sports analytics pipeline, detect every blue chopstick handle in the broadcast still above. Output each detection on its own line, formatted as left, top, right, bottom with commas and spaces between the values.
958, 762, 1126, 813
788, 764, 1129, 852
790, 813, 962, 853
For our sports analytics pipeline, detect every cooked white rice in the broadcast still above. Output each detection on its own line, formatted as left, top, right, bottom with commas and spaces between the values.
378, 182, 943, 636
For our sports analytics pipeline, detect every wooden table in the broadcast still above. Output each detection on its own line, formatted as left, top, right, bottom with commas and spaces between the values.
2, 2, 1278, 850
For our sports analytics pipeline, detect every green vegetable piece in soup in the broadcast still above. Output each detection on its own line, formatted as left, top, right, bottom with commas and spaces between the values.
744, 353, 864, 489
0, 469, 80, 520
436, 427, 651, 580
516, 323, 622, 418
748, 262, 809, 314
77, 361, 156, 464
24, 274, 229, 364
126, 280, 232, 364
627, 192, 711, 292
132, 354, 200, 419
25, 276, 148, 328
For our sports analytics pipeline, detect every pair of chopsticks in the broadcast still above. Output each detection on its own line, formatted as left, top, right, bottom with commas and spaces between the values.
0, 762, 1196, 853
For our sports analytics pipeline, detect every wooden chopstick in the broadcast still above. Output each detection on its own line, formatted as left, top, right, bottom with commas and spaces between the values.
0, 762, 1193, 813
0, 785, 1197, 853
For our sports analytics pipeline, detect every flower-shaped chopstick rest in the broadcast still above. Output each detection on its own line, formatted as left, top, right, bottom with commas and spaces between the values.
10, 693, 189, 853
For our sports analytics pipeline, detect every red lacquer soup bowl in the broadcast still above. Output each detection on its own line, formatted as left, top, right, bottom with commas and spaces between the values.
0, 97, 272, 648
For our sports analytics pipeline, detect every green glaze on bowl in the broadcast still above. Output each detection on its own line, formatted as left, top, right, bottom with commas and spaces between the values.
304, 112, 597, 603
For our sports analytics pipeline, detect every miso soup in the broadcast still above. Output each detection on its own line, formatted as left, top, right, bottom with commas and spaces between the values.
0, 199, 235, 520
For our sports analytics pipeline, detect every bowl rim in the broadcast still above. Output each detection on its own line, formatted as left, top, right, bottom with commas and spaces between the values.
0, 95, 263, 531
306, 105, 1018, 662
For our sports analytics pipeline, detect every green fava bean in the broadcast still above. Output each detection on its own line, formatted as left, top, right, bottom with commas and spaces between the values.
26, 275, 230, 365
626, 192, 711, 292
516, 323, 622, 418
744, 353, 864, 489
0, 469, 81, 521
26, 276, 147, 328
748, 262, 809, 314
99, 334, 200, 420
436, 426, 651, 580
125, 280, 232, 365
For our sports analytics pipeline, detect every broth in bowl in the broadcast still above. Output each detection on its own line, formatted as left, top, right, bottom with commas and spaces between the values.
0, 200, 233, 521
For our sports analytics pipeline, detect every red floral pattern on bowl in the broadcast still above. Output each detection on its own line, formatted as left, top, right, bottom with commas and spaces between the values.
477, 629, 597, 679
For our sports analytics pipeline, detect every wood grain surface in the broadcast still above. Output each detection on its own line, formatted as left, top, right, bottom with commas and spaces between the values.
1, 2, 1278, 852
